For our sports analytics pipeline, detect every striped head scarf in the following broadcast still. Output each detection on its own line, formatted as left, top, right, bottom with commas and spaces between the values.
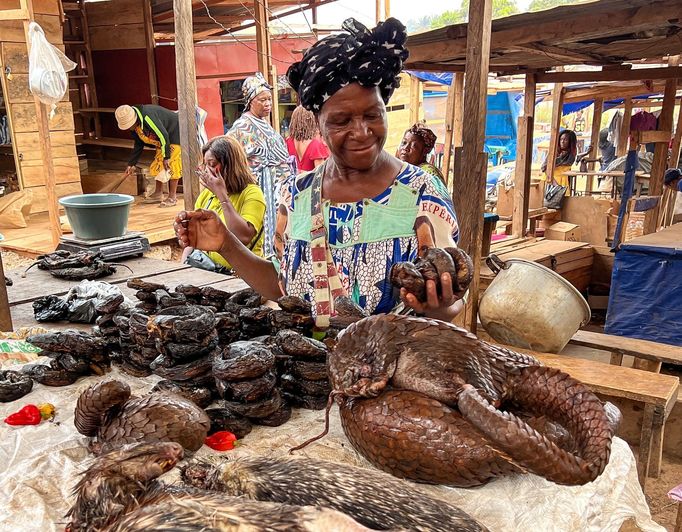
242, 72, 272, 110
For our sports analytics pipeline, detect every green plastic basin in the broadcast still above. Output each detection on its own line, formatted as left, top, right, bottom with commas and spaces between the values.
59, 193, 134, 240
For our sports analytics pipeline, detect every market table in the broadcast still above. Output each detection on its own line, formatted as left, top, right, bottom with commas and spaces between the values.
0, 369, 665, 532
0, 258, 666, 531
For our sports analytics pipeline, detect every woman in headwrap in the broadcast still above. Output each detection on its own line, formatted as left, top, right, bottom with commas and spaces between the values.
286, 105, 330, 172
227, 72, 290, 255
175, 18, 463, 326
541, 129, 578, 195
398, 123, 444, 182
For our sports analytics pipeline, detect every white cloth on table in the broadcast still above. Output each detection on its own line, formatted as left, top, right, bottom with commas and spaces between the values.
0, 367, 664, 532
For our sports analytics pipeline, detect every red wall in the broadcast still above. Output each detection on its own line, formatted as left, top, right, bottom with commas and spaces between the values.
92, 36, 309, 140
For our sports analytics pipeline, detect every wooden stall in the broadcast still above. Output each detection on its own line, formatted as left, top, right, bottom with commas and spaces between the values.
405, 0, 682, 326
0, 0, 336, 255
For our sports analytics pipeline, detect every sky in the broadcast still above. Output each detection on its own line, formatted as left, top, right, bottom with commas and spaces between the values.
275, 0, 534, 30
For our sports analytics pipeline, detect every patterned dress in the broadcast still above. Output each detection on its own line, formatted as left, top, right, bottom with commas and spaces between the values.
228, 113, 291, 256
275, 163, 460, 316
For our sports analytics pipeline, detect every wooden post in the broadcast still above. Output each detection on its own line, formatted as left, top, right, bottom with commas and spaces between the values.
0, 252, 12, 332
270, 64, 280, 134
616, 97, 633, 157
589, 98, 604, 172
545, 81, 564, 183
408, 75, 420, 125
173, 0, 200, 208
454, 0, 492, 333
375, 0, 381, 23
644, 74, 679, 234
384, 0, 390, 18
670, 98, 682, 170
442, 73, 464, 188
143, 0, 159, 105
253, 0, 275, 128
311, 1, 318, 39
20, 0, 61, 248
511, 73, 536, 237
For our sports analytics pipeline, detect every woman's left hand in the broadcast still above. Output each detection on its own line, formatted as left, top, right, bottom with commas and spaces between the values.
400, 272, 464, 322
198, 166, 228, 199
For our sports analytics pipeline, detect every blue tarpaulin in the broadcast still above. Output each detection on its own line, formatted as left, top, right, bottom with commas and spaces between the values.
605, 238, 682, 347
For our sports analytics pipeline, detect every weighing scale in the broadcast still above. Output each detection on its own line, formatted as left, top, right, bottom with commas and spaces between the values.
57, 231, 151, 261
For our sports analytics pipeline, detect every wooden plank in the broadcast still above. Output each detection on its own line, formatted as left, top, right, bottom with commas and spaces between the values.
532, 352, 679, 407
85, 0, 144, 26
0, 13, 62, 42
639, 130, 672, 144
536, 66, 682, 84
588, 98, 603, 172
89, 24, 146, 50
80, 0, 102, 138
20, 156, 80, 187
10, 101, 74, 133
174, 0, 201, 209
545, 81, 564, 183
570, 329, 682, 366
554, 256, 593, 274
5, 258, 193, 305
0, 8, 28, 21
512, 73, 536, 237
24, 181, 82, 215
1, 42, 28, 72
14, 130, 78, 162
649, 407, 665, 478
455, 0, 492, 332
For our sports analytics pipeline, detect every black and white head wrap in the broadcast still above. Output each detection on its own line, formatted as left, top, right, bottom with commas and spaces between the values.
287, 18, 409, 113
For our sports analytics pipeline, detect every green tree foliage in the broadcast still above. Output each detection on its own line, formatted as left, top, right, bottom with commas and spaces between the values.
528, 0, 577, 12
428, 0, 520, 27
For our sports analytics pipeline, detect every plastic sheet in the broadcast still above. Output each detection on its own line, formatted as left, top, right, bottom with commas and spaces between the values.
605, 243, 682, 345
64, 281, 132, 324
0, 368, 664, 532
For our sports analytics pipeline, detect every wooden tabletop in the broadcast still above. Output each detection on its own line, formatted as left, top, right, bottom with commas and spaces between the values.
564, 171, 649, 178
6, 257, 248, 330
571, 329, 682, 367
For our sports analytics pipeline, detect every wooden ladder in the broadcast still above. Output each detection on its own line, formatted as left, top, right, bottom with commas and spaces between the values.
62, 0, 101, 146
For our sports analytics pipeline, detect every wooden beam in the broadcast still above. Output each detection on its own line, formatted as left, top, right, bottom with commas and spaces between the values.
310, 0, 318, 39
173, 0, 201, 208
20, 0, 61, 248
536, 67, 682, 84
442, 73, 464, 188
144, 0, 159, 105
588, 98, 603, 172
224, 0, 337, 36
253, 0, 276, 129
80, 1, 101, 138
404, 62, 466, 73
408, 75, 420, 125
616, 98, 633, 157
562, 81, 675, 104
0, 8, 28, 20
644, 69, 678, 234
453, 73, 464, 150
545, 81, 565, 184
454, 0, 492, 333
384, 0, 390, 19
512, 73, 536, 237
671, 100, 682, 170
406, 0, 682, 66
0, 252, 12, 332
375, 0, 381, 23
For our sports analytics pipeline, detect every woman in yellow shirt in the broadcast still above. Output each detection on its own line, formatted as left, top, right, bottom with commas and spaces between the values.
182, 136, 266, 271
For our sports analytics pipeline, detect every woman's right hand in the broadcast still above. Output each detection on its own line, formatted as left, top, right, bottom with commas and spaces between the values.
174, 210, 229, 252
198, 166, 228, 200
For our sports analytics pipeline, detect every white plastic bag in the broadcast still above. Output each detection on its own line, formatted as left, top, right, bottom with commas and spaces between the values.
27, 22, 76, 113
155, 168, 171, 183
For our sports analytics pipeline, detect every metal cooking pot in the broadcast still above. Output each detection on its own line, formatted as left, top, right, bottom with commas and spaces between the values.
478, 254, 590, 353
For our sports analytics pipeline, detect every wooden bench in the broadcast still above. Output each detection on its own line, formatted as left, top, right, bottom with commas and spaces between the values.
569, 329, 682, 373
532, 352, 679, 488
